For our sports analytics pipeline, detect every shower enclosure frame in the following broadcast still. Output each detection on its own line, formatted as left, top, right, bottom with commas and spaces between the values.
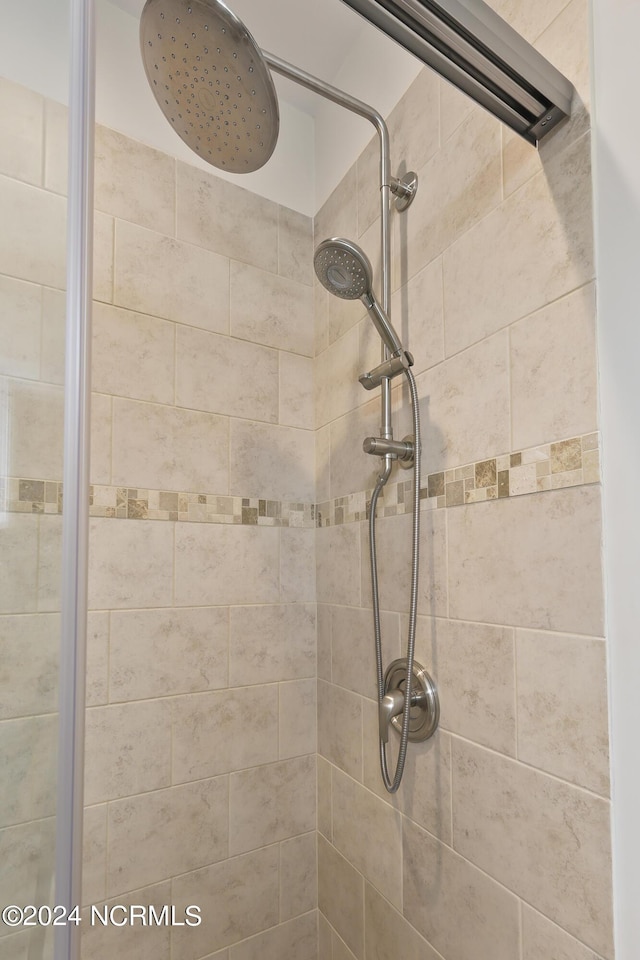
54, 0, 96, 958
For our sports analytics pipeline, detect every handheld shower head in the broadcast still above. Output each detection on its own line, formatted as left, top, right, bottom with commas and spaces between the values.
314, 237, 404, 357
313, 237, 373, 301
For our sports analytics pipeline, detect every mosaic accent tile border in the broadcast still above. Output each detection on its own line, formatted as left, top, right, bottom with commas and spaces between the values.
0, 478, 316, 528
1, 433, 599, 527
315, 433, 601, 527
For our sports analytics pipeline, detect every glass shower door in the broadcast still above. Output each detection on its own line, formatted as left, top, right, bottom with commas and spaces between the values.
0, 2, 85, 957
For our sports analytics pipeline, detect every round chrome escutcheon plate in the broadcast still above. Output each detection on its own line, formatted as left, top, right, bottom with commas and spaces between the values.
384, 657, 439, 742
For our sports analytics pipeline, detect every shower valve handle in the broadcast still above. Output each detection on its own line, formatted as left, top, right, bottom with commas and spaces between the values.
379, 689, 406, 743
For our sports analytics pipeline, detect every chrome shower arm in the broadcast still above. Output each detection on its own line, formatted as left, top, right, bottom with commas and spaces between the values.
263, 51, 394, 451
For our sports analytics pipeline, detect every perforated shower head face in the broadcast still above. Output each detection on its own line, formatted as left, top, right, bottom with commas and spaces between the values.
140, 0, 279, 172
314, 238, 374, 301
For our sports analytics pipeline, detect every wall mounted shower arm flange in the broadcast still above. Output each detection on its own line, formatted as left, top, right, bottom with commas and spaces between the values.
390, 171, 418, 211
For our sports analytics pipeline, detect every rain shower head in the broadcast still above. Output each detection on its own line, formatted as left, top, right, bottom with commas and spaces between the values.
314, 238, 404, 357
140, 0, 279, 172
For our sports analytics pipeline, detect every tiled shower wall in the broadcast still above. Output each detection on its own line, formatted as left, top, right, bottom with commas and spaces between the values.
314, 1, 614, 959
1, 76, 319, 960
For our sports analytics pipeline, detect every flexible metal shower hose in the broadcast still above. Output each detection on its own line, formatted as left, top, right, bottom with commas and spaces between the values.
370, 366, 421, 793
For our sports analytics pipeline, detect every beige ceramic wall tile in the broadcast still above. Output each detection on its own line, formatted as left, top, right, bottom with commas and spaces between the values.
362, 700, 453, 844
329, 400, 381, 500
417, 331, 510, 473
280, 834, 317, 921
174, 523, 280, 606
172, 686, 278, 783
0, 817, 55, 914
94, 212, 115, 305
82, 804, 107, 906
315, 326, 363, 428
440, 79, 476, 145
176, 161, 278, 273
230, 261, 314, 357
84, 699, 171, 805
503, 0, 590, 197
278, 206, 313, 286
280, 528, 316, 604
360, 511, 448, 618
318, 835, 364, 960
229, 419, 315, 502
0, 614, 59, 719
0, 176, 66, 289
413, 617, 517, 756
86, 611, 109, 707
229, 755, 316, 855
0, 79, 43, 186
510, 284, 598, 449
487, 0, 574, 41
0, 276, 41, 379
40, 286, 65, 385
107, 777, 228, 895
0, 515, 39, 614
333, 931, 358, 960
92, 302, 175, 403
317, 604, 331, 683
315, 423, 331, 503
318, 912, 332, 960
6, 378, 63, 478
522, 903, 605, 960
356, 135, 379, 240
44, 99, 67, 196
94, 125, 175, 234
516, 630, 610, 795
0, 715, 57, 826
37, 514, 62, 613
279, 352, 314, 430
110, 606, 229, 701
112, 398, 229, 493
317, 681, 362, 781
171, 846, 279, 959
316, 524, 361, 607
229, 603, 316, 686
452, 739, 613, 957
332, 768, 402, 909
317, 755, 332, 841
390, 257, 445, 378
88, 518, 174, 610
365, 883, 441, 960
330, 605, 400, 701
229, 912, 317, 960
176, 325, 278, 422
447, 486, 604, 635
388, 68, 440, 184
314, 279, 329, 358
315, 163, 358, 253
403, 816, 520, 960
443, 133, 594, 354
90, 392, 112, 485
81, 881, 171, 960
395, 109, 501, 287
114, 219, 229, 334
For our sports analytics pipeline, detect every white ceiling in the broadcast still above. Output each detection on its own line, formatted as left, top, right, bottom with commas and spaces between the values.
108, 0, 375, 114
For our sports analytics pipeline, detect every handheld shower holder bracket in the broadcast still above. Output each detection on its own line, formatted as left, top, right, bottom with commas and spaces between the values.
363, 434, 415, 468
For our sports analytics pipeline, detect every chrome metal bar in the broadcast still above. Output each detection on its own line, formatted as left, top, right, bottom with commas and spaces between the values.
54, 0, 95, 957
338, 0, 575, 142
263, 50, 395, 458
